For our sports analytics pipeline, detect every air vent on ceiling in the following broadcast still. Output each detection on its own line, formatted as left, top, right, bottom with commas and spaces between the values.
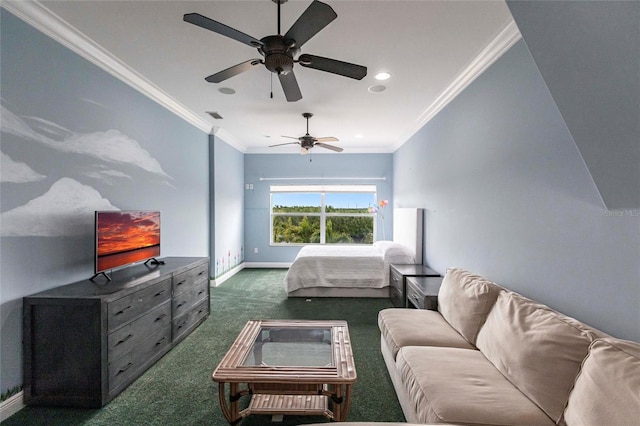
206, 111, 223, 119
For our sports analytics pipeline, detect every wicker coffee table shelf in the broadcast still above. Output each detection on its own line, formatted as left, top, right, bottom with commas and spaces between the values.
212, 319, 357, 424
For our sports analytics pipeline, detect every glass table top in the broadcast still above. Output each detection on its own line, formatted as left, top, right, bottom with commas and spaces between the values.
242, 326, 333, 367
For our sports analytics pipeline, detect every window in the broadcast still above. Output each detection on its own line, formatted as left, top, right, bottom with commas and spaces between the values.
271, 185, 377, 245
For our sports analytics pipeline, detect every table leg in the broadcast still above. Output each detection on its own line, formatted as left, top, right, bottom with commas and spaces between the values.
218, 382, 245, 425
330, 384, 353, 421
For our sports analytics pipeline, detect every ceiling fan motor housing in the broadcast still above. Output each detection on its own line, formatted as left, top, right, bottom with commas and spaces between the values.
259, 35, 298, 74
300, 136, 316, 149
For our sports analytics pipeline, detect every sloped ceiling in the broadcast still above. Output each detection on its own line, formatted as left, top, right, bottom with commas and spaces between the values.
507, 1, 640, 209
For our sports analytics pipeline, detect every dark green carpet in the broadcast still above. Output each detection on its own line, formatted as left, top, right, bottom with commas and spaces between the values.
5, 269, 405, 425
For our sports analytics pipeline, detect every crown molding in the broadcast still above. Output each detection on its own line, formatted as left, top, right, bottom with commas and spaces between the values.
212, 128, 247, 153
391, 19, 522, 151
2, 0, 214, 135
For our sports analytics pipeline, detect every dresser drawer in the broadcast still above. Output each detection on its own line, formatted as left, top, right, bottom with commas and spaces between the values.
390, 285, 404, 308
406, 276, 442, 311
390, 268, 403, 291
108, 279, 171, 331
108, 327, 170, 393
173, 262, 209, 295
172, 280, 208, 318
108, 301, 171, 361
172, 298, 209, 342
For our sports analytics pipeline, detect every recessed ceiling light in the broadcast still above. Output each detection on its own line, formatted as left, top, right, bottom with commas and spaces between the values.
368, 85, 386, 93
375, 72, 391, 81
218, 87, 236, 95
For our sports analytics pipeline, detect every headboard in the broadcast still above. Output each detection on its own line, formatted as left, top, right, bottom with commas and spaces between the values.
393, 208, 424, 261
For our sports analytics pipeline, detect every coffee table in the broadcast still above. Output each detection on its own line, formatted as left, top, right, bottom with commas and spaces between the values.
212, 319, 357, 424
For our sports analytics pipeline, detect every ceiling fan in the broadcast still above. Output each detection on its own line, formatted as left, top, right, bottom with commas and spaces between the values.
270, 113, 343, 154
183, 0, 367, 102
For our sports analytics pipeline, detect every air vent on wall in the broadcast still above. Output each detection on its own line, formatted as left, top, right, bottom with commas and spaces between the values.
206, 111, 223, 119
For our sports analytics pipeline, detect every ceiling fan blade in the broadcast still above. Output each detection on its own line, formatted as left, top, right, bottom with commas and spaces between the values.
299, 54, 367, 80
269, 141, 300, 147
278, 71, 303, 102
315, 136, 339, 142
183, 13, 263, 48
316, 142, 344, 152
281, 135, 300, 140
205, 59, 262, 83
283, 1, 337, 48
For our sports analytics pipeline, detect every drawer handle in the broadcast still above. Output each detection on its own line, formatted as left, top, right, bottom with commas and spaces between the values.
198, 270, 206, 276
116, 334, 134, 346
197, 290, 205, 296
155, 336, 168, 347
115, 306, 132, 316
176, 280, 186, 287
154, 289, 167, 297
176, 301, 186, 309
117, 362, 133, 375
198, 308, 206, 315
154, 313, 167, 322
177, 321, 187, 330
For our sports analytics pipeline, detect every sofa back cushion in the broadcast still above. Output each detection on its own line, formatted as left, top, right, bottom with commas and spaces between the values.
437, 268, 502, 345
475, 291, 606, 423
563, 337, 640, 426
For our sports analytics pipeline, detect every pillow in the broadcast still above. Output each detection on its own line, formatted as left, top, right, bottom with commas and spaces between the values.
437, 268, 502, 345
563, 337, 640, 425
373, 241, 415, 264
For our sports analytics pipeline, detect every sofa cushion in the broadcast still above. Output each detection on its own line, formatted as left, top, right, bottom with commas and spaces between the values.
476, 291, 606, 423
396, 346, 554, 425
563, 337, 640, 425
378, 308, 474, 359
437, 268, 503, 345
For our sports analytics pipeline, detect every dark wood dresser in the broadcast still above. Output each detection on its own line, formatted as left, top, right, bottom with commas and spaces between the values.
23, 257, 209, 408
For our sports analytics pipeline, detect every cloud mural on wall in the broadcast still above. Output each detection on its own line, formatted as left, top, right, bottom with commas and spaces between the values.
0, 177, 118, 237
0, 104, 172, 181
0, 152, 46, 183
82, 166, 134, 185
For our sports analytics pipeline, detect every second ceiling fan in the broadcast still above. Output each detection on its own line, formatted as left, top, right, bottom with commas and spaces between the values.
270, 113, 343, 154
183, 0, 367, 102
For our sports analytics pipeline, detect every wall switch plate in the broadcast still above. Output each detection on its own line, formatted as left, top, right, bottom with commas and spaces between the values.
253, 247, 258, 254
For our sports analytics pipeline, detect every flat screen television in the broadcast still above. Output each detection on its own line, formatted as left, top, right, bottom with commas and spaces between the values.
92, 210, 161, 281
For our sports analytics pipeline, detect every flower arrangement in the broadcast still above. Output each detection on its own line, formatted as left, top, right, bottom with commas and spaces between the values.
368, 199, 389, 240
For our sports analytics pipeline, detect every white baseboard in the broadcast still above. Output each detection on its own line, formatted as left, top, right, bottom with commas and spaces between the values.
0, 391, 24, 422
211, 263, 245, 287
243, 262, 291, 269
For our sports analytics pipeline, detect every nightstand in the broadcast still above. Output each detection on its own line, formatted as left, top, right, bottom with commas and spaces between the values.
406, 276, 443, 310
389, 264, 440, 308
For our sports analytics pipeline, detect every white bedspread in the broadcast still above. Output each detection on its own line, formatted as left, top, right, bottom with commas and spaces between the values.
284, 245, 386, 293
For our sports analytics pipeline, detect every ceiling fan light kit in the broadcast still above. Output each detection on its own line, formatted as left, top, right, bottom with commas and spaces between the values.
183, 0, 367, 102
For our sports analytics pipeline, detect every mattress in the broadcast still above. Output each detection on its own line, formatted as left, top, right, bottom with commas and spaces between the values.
284, 241, 415, 295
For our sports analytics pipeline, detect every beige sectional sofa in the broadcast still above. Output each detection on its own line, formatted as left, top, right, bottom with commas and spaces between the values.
378, 268, 640, 425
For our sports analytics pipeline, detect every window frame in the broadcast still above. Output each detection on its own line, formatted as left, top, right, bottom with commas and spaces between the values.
270, 185, 377, 246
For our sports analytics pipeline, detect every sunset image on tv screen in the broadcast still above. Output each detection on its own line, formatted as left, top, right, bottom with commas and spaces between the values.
96, 211, 160, 272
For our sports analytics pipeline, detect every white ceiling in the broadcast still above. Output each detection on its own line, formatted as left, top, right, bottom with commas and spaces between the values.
10, 1, 518, 154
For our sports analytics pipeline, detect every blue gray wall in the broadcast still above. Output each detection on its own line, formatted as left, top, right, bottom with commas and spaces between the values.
0, 11, 210, 393
213, 136, 245, 278
507, 1, 640, 209
244, 153, 393, 263
394, 39, 639, 341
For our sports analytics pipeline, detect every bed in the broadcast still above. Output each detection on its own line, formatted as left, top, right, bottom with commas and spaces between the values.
285, 208, 424, 298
